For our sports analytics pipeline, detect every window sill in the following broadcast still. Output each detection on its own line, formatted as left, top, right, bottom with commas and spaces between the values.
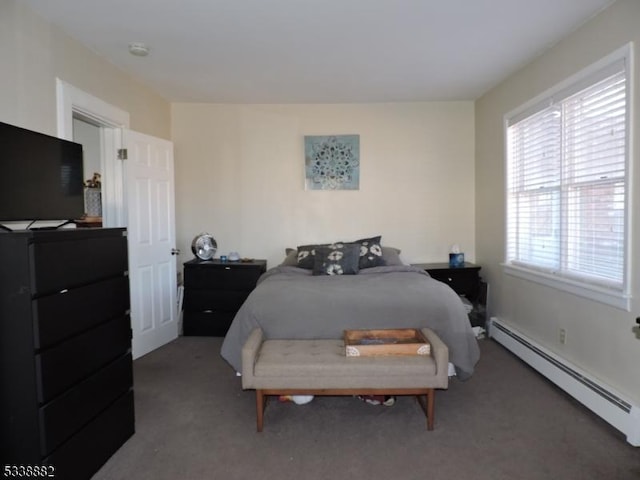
502, 263, 631, 311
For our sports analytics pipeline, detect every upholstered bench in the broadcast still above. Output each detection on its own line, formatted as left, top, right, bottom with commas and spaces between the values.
241, 327, 449, 432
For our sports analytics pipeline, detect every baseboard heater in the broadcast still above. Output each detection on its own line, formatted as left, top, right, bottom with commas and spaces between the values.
488, 317, 640, 446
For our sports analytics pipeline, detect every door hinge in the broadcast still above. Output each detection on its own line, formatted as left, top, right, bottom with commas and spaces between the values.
117, 148, 128, 160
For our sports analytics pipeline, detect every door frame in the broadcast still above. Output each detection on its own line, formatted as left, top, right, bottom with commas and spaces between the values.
56, 80, 179, 358
56, 78, 129, 227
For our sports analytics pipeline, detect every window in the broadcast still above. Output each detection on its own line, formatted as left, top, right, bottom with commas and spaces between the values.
505, 45, 631, 310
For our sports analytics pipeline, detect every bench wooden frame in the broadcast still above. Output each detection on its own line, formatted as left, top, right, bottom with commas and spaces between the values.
255, 388, 434, 432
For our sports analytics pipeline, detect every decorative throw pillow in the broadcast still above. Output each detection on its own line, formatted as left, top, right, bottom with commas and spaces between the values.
381, 246, 404, 266
354, 235, 384, 269
312, 243, 360, 276
296, 243, 328, 269
280, 248, 299, 266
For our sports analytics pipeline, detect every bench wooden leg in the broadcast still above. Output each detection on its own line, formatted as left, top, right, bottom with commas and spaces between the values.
256, 390, 266, 432
415, 388, 435, 430
427, 388, 434, 431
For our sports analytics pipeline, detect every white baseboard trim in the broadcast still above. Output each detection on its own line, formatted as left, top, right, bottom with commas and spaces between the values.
488, 317, 639, 447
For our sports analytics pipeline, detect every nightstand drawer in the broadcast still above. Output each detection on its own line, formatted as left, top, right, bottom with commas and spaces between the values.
183, 289, 249, 312
183, 311, 235, 336
413, 262, 481, 302
184, 265, 263, 290
427, 270, 478, 298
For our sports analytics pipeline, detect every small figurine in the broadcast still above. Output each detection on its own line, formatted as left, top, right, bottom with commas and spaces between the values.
84, 172, 102, 189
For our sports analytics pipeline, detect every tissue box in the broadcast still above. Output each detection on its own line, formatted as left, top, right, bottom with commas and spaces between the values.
449, 253, 464, 268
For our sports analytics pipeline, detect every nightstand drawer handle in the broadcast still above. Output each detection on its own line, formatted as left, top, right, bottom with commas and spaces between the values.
448, 277, 452, 282
225, 266, 231, 270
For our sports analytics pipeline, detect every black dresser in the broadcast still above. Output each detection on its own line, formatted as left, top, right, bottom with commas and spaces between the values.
0, 228, 134, 479
183, 259, 267, 336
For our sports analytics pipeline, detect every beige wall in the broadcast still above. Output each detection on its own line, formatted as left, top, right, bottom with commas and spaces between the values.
0, 0, 170, 139
172, 102, 475, 269
476, 0, 640, 404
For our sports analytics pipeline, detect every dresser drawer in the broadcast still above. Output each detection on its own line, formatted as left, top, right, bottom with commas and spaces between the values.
36, 315, 131, 403
44, 390, 134, 480
183, 289, 249, 312
184, 265, 263, 290
30, 233, 128, 295
39, 353, 132, 456
183, 311, 235, 336
33, 276, 130, 349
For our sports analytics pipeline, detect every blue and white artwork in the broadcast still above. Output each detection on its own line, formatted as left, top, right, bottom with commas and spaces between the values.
304, 135, 360, 190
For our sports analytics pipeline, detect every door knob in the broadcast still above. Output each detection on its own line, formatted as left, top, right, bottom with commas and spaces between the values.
171, 248, 180, 255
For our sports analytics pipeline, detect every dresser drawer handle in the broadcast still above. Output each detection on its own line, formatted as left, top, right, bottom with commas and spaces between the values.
224, 266, 231, 270
447, 277, 452, 282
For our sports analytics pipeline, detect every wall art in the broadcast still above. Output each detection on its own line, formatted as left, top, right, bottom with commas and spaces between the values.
304, 135, 360, 190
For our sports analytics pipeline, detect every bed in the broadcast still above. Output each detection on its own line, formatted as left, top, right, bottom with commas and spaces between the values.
220, 239, 480, 379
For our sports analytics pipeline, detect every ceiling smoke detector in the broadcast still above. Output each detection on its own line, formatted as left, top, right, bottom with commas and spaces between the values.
128, 42, 149, 57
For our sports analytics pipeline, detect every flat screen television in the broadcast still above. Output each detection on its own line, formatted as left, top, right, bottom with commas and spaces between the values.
0, 121, 84, 223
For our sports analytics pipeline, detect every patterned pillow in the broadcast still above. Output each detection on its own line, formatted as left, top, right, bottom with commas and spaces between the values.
296, 243, 329, 269
312, 243, 360, 276
354, 235, 384, 269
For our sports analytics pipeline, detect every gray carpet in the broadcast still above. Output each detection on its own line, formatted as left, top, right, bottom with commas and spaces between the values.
92, 337, 640, 480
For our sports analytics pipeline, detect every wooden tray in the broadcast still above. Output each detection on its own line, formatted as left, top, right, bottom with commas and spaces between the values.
344, 328, 431, 357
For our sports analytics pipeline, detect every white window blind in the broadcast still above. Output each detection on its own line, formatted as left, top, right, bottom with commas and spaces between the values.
506, 53, 629, 299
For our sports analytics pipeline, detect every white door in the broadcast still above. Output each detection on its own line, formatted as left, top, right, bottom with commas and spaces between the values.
124, 129, 178, 359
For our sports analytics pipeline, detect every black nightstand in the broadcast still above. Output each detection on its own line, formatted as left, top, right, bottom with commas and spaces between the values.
183, 259, 267, 336
412, 262, 485, 327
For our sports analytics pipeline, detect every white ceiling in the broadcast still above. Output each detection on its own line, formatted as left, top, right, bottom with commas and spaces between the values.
23, 0, 615, 103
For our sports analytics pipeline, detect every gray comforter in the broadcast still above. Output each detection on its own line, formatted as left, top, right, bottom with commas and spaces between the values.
220, 265, 480, 379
